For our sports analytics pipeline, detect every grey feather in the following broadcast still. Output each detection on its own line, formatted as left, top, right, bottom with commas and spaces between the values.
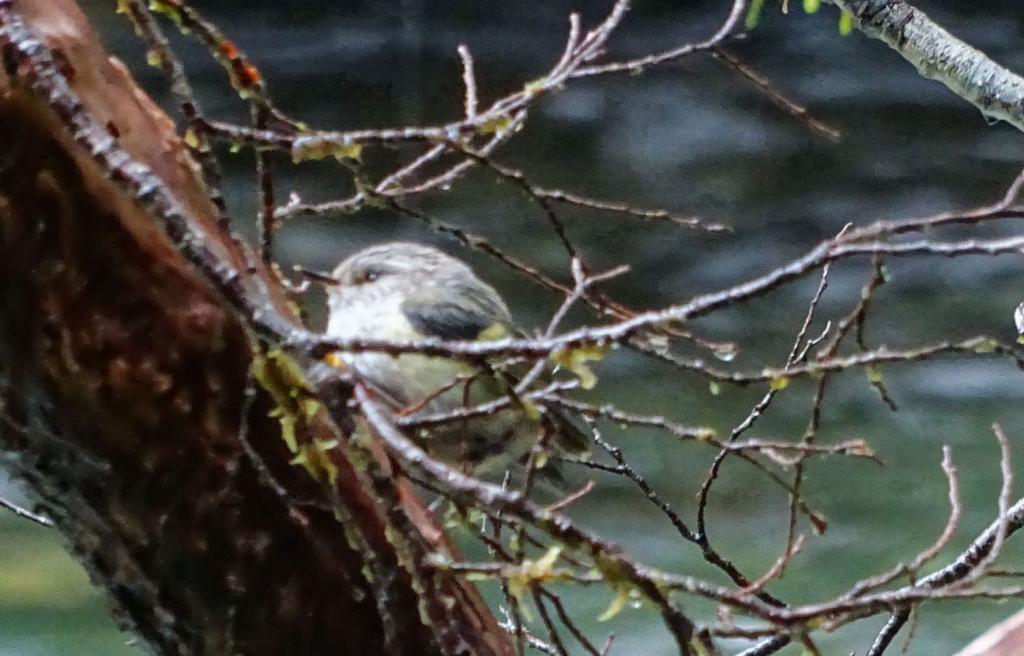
403, 278, 513, 338
402, 299, 500, 341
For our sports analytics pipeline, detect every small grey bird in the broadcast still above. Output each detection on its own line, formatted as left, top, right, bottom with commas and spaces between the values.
323, 242, 589, 478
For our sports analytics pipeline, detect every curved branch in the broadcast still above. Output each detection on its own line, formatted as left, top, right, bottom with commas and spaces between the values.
834, 0, 1024, 132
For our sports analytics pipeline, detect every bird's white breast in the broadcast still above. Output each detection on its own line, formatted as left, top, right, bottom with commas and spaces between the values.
326, 293, 478, 413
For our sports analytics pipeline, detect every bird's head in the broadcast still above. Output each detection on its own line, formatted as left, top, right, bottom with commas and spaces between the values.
323, 242, 477, 311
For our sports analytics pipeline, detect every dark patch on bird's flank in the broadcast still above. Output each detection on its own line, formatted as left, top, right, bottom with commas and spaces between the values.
402, 299, 502, 341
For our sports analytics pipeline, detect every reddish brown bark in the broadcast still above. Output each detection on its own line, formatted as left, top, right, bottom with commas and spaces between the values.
954, 608, 1024, 656
0, 1, 512, 654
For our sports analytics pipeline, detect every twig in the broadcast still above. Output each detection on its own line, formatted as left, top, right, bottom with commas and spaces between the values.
0, 495, 53, 527
457, 44, 478, 119
711, 47, 841, 142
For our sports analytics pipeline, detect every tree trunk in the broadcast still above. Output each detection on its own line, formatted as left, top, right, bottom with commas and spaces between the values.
0, 1, 512, 654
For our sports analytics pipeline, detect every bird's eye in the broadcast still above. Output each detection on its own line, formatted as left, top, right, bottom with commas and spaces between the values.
353, 266, 383, 285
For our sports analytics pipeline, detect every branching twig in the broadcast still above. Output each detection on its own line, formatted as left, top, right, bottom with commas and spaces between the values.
0, 495, 54, 527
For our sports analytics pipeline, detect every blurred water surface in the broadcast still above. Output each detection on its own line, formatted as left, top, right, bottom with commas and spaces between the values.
3, 1, 1024, 654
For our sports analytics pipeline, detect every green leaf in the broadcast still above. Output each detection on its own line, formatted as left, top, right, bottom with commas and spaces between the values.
769, 375, 790, 391
593, 552, 637, 622
183, 128, 201, 149
507, 546, 563, 622
289, 438, 340, 485
302, 397, 322, 421
291, 135, 363, 164
478, 114, 513, 135
597, 584, 631, 622
551, 344, 609, 390
839, 11, 855, 36
803, 0, 821, 13
745, 0, 766, 29
533, 546, 562, 574
148, 0, 189, 33
278, 414, 298, 453
523, 78, 547, 97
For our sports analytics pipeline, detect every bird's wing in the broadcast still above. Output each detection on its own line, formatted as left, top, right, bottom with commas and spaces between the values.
401, 285, 590, 458
401, 300, 505, 341
401, 282, 513, 341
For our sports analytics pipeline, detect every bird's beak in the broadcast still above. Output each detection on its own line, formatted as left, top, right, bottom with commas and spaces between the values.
295, 266, 341, 286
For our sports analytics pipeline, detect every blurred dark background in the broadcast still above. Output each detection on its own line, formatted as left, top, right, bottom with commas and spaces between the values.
2, 1, 1024, 654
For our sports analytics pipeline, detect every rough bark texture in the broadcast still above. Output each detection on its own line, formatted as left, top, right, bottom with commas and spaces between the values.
0, 1, 512, 655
